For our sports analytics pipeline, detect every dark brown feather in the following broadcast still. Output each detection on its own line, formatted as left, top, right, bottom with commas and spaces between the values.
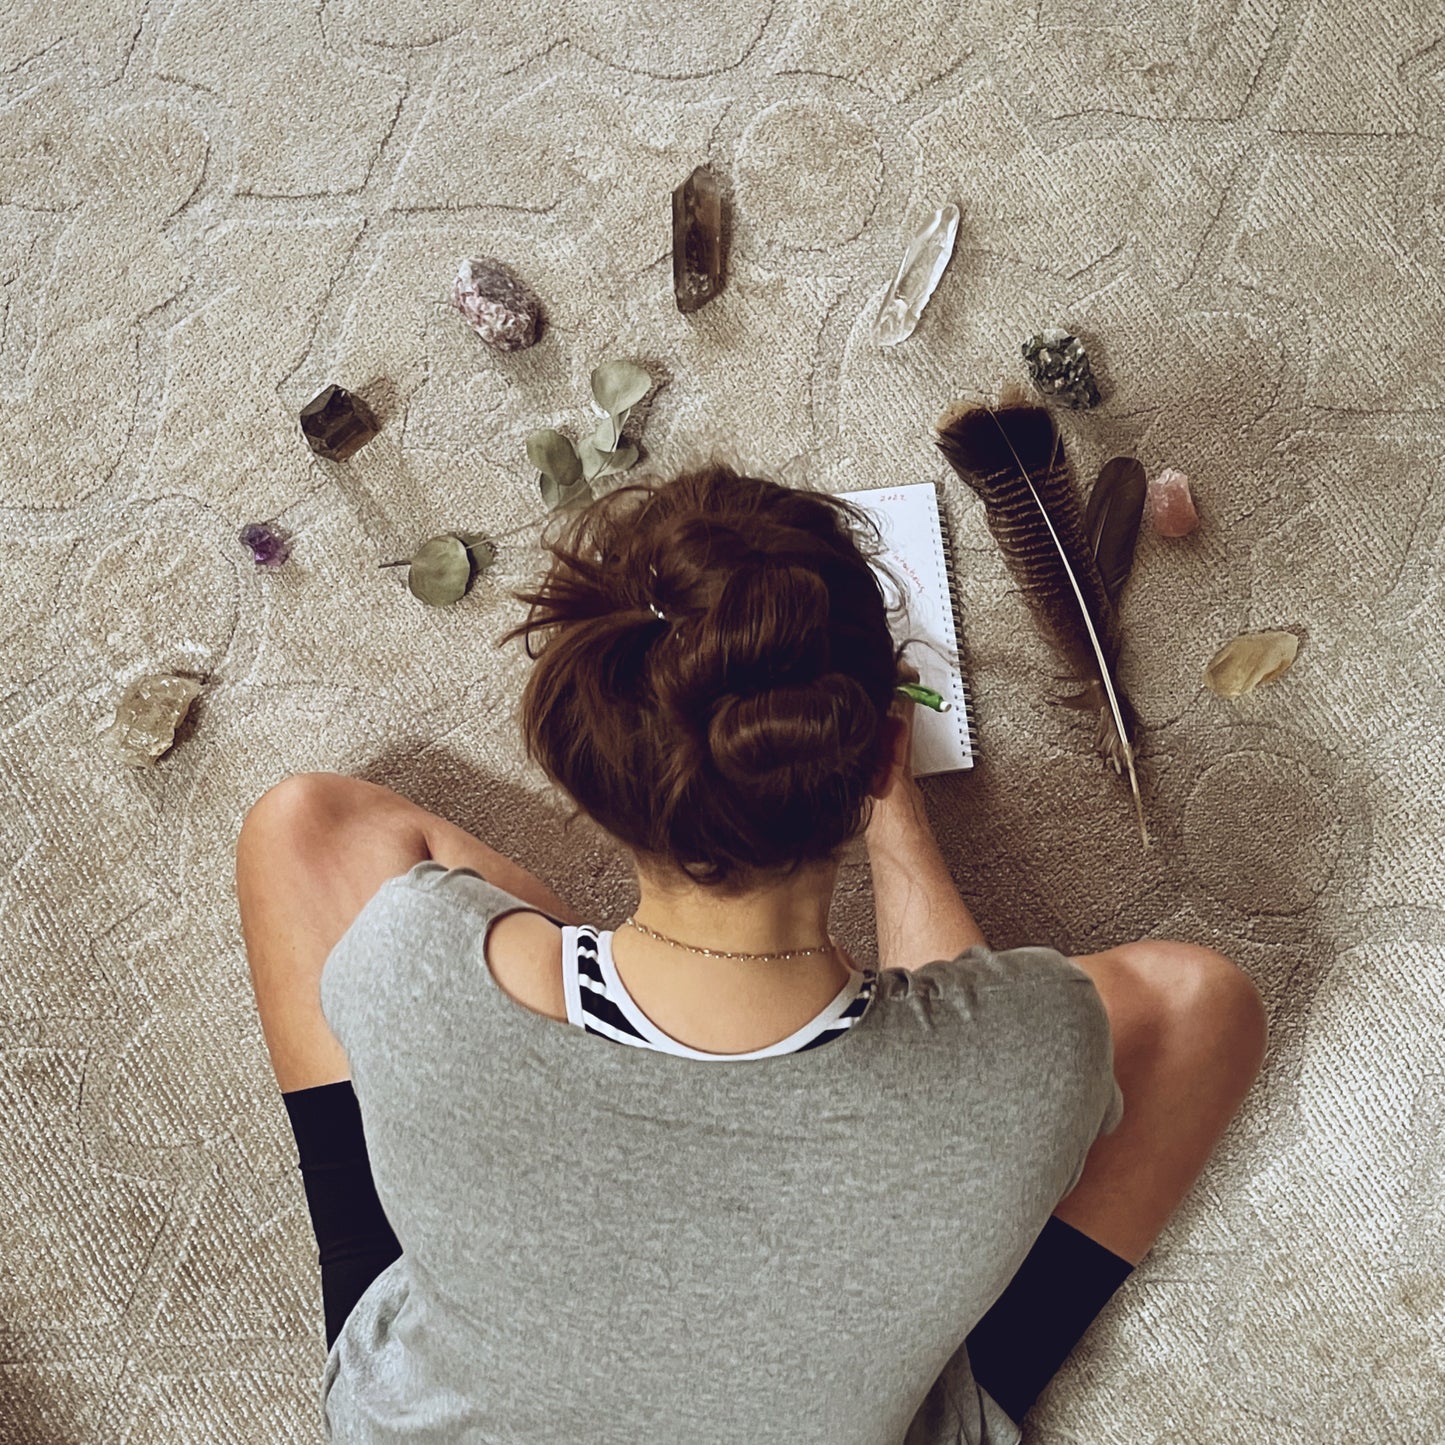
1084, 456, 1146, 607
933, 400, 1149, 846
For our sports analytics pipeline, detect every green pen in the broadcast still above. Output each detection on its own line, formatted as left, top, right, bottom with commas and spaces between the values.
894, 682, 952, 713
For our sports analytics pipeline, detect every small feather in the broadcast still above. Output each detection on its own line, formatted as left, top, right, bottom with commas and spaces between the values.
1083, 456, 1147, 606
934, 401, 1149, 847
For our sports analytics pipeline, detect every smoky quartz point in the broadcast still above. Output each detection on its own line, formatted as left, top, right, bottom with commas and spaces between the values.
672, 165, 724, 314
1021, 329, 1101, 409
299, 384, 379, 461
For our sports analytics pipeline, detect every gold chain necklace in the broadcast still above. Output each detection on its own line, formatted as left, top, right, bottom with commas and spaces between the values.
620, 915, 836, 961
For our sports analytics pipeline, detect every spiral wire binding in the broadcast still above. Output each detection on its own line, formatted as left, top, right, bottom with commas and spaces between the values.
933, 492, 980, 763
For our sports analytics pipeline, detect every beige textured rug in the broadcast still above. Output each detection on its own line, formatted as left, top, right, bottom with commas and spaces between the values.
3, 2, 1442, 1440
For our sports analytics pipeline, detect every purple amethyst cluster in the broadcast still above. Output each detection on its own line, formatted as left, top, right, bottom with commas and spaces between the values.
239, 522, 291, 567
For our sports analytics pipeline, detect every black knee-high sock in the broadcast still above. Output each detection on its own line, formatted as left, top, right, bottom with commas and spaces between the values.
965, 1215, 1136, 1425
282, 1081, 403, 1350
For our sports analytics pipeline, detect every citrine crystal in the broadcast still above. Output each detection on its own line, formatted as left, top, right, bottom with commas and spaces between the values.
872, 203, 960, 347
672, 165, 724, 314
299, 384, 378, 461
1021, 329, 1100, 409
104, 674, 202, 768
1204, 631, 1299, 698
451, 257, 542, 352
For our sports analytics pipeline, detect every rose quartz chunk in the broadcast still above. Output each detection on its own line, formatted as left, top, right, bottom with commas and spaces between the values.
1146, 467, 1199, 537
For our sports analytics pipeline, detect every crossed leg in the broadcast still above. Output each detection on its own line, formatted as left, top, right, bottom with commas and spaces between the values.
963, 940, 1267, 1422
239, 772, 1268, 1395
1054, 940, 1268, 1267
237, 772, 586, 1349
240, 770, 1267, 1261
236, 772, 581, 1094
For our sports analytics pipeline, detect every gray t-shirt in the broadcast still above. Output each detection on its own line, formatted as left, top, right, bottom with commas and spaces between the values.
318, 861, 1123, 1444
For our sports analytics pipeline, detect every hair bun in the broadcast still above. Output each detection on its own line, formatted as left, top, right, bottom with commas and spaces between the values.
706, 673, 880, 794
504, 464, 911, 888
655, 552, 834, 709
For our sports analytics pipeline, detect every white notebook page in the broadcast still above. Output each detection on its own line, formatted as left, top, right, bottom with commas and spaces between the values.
844, 482, 975, 776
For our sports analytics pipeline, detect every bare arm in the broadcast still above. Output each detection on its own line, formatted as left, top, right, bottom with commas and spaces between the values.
418, 804, 585, 926
863, 693, 988, 971
865, 782, 988, 969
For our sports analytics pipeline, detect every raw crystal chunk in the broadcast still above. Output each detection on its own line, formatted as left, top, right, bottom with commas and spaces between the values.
451, 257, 542, 352
1021, 329, 1100, 409
1145, 467, 1199, 537
104, 674, 202, 768
872, 203, 960, 347
672, 165, 724, 314
299, 384, 378, 461
238, 521, 291, 567
1204, 631, 1299, 698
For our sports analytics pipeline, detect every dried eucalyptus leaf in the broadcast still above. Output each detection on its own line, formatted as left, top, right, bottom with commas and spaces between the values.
539, 474, 592, 511
578, 439, 605, 480
455, 532, 497, 574
1203, 630, 1300, 698
525, 428, 582, 487
407, 534, 473, 606
590, 360, 650, 417
592, 408, 629, 451
579, 437, 639, 480
602, 442, 638, 476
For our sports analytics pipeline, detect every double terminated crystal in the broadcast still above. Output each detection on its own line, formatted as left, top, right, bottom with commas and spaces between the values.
1204, 631, 1298, 698
872, 203, 960, 347
672, 165, 724, 314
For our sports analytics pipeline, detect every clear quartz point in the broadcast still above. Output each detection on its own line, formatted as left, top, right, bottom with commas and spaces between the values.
871, 202, 960, 347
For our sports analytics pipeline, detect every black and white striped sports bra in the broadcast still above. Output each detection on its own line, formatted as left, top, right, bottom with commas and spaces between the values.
560, 924, 878, 1059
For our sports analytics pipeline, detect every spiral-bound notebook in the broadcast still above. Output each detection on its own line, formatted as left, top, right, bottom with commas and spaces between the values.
844, 481, 976, 775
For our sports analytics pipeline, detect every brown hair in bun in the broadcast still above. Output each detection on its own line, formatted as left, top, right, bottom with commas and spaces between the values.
500, 464, 910, 892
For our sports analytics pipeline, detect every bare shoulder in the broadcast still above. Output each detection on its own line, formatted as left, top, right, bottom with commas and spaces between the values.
484, 910, 568, 1023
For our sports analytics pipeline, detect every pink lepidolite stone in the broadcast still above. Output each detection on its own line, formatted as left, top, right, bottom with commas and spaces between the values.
1146, 467, 1199, 537
451, 257, 541, 351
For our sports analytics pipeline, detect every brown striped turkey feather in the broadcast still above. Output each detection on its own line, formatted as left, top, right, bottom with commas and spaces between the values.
933, 400, 1150, 847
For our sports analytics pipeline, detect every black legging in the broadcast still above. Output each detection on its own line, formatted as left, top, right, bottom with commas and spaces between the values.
282, 1079, 1133, 1427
